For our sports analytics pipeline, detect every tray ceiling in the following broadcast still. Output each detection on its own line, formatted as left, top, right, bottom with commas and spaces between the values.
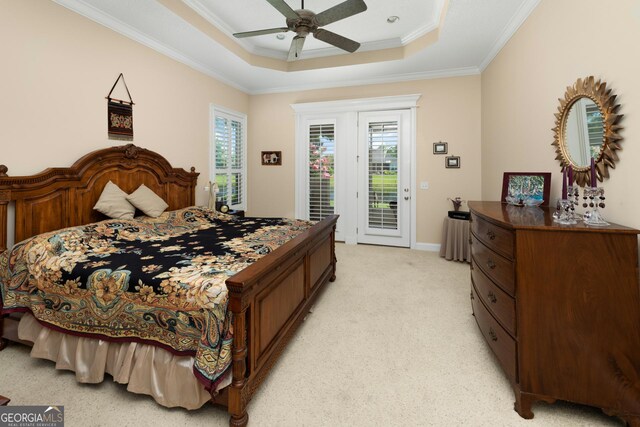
184, 0, 444, 58
53, 0, 541, 94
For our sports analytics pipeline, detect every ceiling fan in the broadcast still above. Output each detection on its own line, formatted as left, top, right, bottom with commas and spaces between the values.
233, 0, 368, 61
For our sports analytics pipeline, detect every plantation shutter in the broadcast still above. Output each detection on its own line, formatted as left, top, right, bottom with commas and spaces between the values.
367, 121, 399, 230
214, 110, 245, 209
308, 123, 335, 221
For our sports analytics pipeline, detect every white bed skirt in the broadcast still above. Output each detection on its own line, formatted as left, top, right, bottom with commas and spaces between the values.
17, 313, 229, 410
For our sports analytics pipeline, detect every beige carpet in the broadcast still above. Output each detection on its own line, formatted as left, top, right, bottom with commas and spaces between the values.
0, 244, 621, 426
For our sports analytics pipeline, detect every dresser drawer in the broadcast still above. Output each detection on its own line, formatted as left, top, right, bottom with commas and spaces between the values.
471, 285, 517, 381
471, 214, 514, 259
470, 234, 515, 296
471, 259, 516, 336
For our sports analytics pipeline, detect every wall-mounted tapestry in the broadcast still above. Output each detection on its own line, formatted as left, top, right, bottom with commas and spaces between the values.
106, 73, 134, 141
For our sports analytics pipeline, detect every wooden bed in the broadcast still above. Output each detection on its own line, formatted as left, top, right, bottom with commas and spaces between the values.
0, 144, 338, 427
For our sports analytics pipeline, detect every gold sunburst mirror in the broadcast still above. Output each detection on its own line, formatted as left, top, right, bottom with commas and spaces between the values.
552, 76, 624, 186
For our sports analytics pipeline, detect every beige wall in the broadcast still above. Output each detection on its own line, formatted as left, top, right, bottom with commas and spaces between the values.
248, 76, 482, 245
482, 0, 640, 228
0, 0, 249, 208
3, 1, 483, 247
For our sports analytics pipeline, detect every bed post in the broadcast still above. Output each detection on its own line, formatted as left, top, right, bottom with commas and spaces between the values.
329, 224, 337, 282
0, 165, 9, 254
228, 306, 248, 427
0, 166, 7, 351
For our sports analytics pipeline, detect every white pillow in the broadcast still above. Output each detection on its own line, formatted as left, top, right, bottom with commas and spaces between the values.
93, 181, 136, 220
126, 184, 169, 217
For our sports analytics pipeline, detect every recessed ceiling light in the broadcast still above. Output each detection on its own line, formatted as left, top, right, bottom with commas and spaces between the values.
387, 16, 399, 24
276, 34, 286, 40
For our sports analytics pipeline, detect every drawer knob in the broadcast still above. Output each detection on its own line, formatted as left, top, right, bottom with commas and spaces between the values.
488, 328, 498, 342
486, 259, 496, 270
486, 230, 496, 240
487, 291, 497, 303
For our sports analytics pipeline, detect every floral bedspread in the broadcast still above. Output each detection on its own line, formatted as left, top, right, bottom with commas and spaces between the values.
0, 207, 312, 389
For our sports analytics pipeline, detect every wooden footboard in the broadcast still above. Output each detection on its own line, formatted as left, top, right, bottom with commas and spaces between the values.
214, 214, 338, 427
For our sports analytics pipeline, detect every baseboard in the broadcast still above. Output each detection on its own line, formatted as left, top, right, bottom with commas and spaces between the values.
413, 242, 441, 252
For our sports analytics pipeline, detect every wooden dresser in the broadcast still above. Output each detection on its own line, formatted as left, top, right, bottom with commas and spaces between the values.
468, 201, 640, 425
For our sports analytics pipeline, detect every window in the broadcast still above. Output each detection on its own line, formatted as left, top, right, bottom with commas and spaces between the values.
308, 123, 335, 221
212, 106, 246, 209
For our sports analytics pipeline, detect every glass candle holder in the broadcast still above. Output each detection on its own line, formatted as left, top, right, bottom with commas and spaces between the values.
583, 187, 608, 226
554, 199, 577, 225
567, 185, 580, 219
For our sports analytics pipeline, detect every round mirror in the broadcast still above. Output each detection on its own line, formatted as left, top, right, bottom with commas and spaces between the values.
564, 97, 604, 168
552, 76, 623, 186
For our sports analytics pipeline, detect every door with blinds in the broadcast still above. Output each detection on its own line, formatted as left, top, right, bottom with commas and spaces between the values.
308, 122, 336, 223
357, 110, 411, 247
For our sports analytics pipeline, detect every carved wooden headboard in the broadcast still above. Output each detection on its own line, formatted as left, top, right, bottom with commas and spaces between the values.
0, 144, 199, 252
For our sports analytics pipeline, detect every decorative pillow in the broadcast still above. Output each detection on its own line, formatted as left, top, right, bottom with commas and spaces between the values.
93, 181, 136, 220
126, 184, 169, 217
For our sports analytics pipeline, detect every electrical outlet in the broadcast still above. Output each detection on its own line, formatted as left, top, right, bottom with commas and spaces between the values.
420, 181, 429, 190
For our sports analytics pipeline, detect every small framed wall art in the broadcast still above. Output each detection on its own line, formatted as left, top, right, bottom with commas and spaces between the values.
445, 156, 460, 168
433, 142, 448, 154
261, 151, 282, 166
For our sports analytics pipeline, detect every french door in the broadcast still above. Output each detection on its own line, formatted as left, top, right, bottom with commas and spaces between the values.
294, 95, 419, 248
357, 110, 411, 247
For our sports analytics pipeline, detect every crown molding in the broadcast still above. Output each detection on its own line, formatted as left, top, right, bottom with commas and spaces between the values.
401, 0, 445, 44
479, 0, 541, 71
251, 66, 480, 95
52, 0, 251, 93
181, 0, 258, 53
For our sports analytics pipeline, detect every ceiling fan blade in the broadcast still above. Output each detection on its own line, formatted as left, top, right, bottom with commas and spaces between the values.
287, 35, 306, 61
313, 29, 360, 52
266, 0, 299, 20
233, 27, 289, 38
313, 0, 367, 27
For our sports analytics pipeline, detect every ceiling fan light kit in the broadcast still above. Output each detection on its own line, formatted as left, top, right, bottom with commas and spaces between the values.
233, 0, 368, 61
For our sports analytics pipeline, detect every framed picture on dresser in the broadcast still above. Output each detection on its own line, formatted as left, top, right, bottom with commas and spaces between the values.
501, 172, 551, 206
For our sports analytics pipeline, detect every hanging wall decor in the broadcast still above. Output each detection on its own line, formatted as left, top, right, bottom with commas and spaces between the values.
106, 73, 135, 141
